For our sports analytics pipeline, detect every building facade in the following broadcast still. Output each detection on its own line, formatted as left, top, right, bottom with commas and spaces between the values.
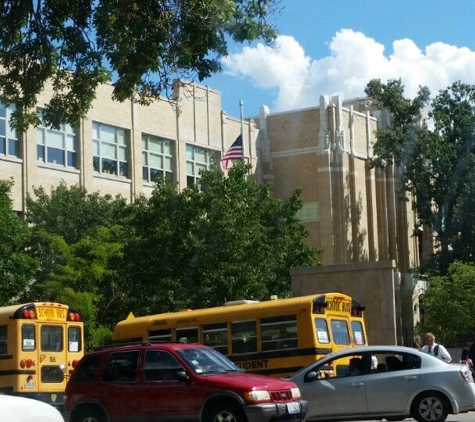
0, 80, 425, 345
0, 81, 258, 212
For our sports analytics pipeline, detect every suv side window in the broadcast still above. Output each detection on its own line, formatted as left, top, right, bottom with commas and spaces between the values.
102, 351, 139, 382
74, 354, 104, 383
144, 350, 182, 381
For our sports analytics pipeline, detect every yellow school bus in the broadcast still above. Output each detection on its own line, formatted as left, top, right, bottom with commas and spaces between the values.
0, 302, 84, 409
113, 292, 367, 377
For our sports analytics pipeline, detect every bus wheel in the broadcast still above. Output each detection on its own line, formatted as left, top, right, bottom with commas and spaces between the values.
204, 403, 246, 422
73, 408, 106, 422
411, 392, 449, 422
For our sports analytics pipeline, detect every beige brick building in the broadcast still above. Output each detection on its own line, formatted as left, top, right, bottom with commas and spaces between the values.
0, 81, 426, 346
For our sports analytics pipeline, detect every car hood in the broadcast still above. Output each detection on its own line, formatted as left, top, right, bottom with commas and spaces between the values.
0, 395, 64, 421
196, 372, 297, 391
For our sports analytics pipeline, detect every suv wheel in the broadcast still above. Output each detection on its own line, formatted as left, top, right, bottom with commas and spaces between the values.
73, 408, 106, 422
205, 403, 246, 422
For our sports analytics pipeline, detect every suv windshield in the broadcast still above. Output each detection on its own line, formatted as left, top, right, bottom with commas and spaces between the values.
177, 347, 242, 375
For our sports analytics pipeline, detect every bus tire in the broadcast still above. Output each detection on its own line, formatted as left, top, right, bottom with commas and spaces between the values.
411, 391, 449, 422
72, 408, 106, 422
204, 403, 246, 422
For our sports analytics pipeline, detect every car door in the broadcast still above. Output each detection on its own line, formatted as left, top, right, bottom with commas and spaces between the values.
365, 351, 421, 414
300, 354, 368, 420
100, 350, 141, 418
138, 350, 198, 419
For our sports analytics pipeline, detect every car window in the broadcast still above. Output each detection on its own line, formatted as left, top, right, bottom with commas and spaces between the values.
316, 353, 368, 378
144, 350, 182, 381
102, 350, 139, 382
372, 352, 421, 372
74, 354, 103, 383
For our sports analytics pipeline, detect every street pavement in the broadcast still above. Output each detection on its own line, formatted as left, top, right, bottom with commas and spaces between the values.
356, 414, 474, 422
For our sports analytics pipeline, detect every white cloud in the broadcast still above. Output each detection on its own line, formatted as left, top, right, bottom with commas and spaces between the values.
222, 29, 475, 111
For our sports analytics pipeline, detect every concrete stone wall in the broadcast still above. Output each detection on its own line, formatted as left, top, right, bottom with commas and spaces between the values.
291, 260, 401, 346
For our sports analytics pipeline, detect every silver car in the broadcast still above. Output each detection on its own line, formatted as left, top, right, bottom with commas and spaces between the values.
288, 345, 475, 422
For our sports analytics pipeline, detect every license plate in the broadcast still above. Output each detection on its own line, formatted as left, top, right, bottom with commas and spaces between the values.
287, 402, 300, 414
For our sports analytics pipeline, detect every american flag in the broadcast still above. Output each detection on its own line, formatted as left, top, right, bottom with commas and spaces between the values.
220, 134, 243, 171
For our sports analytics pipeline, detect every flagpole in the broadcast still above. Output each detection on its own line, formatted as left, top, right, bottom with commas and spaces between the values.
240, 100, 245, 163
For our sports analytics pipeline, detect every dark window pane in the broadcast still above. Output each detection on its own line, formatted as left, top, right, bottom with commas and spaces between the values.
143, 166, 149, 181
67, 151, 76, 167
0, 138, 5, 154
8, 139, 18, 157
47, 147, 65, 165
93, 156, 100, 172
119, 162, 128, 177
37, 145, 45, 161
102, 158, 116, 175
150, 168, 160, 182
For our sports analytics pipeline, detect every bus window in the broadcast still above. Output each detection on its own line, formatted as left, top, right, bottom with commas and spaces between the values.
203, 323, 228, 355
231, 320, 257, 354
41, 326, 63, 352
331, 320, 350, 345
176, 327, 198, 344
149, 329, 172, 342
22, 324, 35, 351
0, 325, 7, 354
261, 315, 297, 351
315, 318, 330, 344
68, 326, 81, 352
351, 320, 365, 346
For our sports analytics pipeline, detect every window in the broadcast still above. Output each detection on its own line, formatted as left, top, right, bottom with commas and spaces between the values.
149, 329, 172, 342
330, 319, 350, 345
176, 327, 198, 344
231, 320, 257, 354
22, 324, 35, 351
41, 325, 63, 352
315, 318, 330, 344
186, 145, 215, 187
37, 110, 77, 167
0, 325, 7, 354
0, 103, 19, 157
68, 326, 81, 353
351, 321, 365, 346
93, 122, 128, 177
203, 323, 228, 355
142, 134, 173, 183
144, 350, 181, 381
102, 351, 139, 382
74, 354, 103, 383
261, 315, 297, 351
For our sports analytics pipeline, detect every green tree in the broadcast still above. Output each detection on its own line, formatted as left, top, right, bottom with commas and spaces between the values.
0, 179, 38, 304
25, 183, 132, 346
124, 162, 321, 316
365, 80, 475, 273
418, 261, 475, 345
0, 0, 279, 131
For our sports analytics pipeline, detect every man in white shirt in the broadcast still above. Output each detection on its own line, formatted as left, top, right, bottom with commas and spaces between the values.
421, 332, 452, 362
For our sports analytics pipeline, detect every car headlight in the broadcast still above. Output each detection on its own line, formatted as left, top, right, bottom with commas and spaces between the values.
244, 390, 271, 402
291, 387, 301, 399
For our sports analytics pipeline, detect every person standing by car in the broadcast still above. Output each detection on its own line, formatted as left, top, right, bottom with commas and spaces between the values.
421, 332, 452, 362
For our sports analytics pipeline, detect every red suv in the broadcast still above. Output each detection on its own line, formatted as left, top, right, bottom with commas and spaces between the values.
63, 342, 307, 422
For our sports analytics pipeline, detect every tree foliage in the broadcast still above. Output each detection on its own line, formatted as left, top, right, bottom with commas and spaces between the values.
21, 165, 319, 346
365, 79, 475, 273
0, 0, 279, 131
418, 261, 475, 345
0, 179, 38, 304
115, 162, 321, 316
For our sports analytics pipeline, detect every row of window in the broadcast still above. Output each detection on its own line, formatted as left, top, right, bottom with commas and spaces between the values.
148, 315, 299, 356
0, 105, 218, 187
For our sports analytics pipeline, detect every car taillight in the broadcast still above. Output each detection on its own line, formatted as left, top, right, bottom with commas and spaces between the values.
459, 367, 473, 382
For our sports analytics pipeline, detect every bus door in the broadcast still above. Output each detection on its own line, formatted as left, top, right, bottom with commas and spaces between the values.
37, 322, 67, 391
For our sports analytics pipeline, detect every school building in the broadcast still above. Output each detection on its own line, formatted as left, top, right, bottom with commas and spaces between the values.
0, 79, 429, 346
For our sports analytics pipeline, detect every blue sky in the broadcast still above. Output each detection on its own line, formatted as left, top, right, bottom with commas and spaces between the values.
203, 0, 475, 119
